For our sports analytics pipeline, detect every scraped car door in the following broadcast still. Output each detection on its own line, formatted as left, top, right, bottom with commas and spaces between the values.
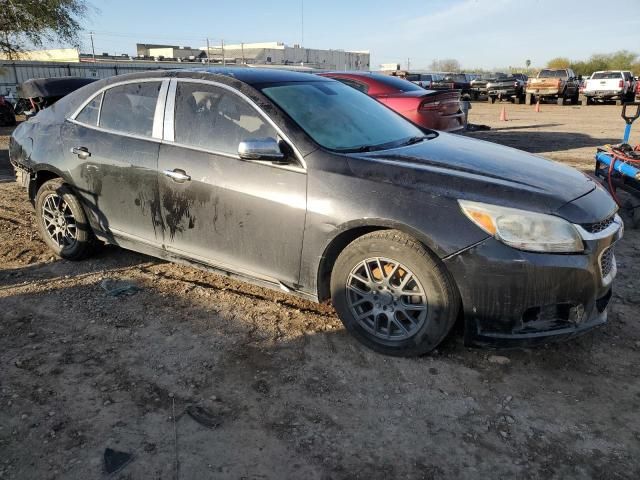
62, 79, 168, 245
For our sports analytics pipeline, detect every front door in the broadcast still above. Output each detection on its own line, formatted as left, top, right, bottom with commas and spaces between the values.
62, 80, 167, 245
157, 80, 307, 285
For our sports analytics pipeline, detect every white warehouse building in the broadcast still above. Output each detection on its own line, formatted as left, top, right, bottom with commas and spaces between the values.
202, 41, 370, 71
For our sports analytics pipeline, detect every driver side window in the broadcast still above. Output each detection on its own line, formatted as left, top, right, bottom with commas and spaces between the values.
174, 82, 277, 156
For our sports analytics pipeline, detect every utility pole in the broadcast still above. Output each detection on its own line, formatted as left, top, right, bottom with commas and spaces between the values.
90, 31, 96, 63
301, 0, 304, 46
221, 39, 225, 66
241, 42, 245, 64
206, 38, 210, 64
407, 58, 410, 71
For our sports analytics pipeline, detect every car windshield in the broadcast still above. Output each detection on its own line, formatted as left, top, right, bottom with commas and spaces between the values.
592, 72, 621, 79
261, 81, 427, 152
538, 70, 567, 78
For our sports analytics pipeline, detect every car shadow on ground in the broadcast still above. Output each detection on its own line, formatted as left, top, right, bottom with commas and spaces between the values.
0, 246, 159, 288
1, 266, 635, 480
464, 130, 621, 154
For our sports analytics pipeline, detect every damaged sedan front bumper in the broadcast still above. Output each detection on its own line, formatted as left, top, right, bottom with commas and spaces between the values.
444, 214, 623, 348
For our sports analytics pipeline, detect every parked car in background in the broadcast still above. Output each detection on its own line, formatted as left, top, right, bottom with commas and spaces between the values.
0, 95, 16, 126
18, 77, 97, 116
486, 73, 528, 103
470, 73, 507, 100
320, 72, 465, 132
526, 69, 581, 105
431, 73, 472, 95
405, 72, 444, 89
581, 71, 636, 105
9, 68, 622, 356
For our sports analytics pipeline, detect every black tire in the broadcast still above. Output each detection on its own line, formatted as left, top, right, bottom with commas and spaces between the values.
489, 96, 496, 104
330, 230, 460, 357
35, 178, 95, 260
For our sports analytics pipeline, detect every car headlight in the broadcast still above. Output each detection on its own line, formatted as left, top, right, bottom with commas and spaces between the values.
458, 200, 584, 253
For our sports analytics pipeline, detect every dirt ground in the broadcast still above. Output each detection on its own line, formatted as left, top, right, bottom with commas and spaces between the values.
1, 103, 639, 480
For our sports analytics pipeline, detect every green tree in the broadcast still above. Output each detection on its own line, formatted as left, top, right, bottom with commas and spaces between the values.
547, 57, 571, 69
0, 0, 91, 59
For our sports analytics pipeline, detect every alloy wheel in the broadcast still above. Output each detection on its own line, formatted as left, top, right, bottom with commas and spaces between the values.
346, 257, 428, 341
41, 193, 78, 249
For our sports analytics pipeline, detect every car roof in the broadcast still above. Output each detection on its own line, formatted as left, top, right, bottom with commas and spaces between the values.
178, 67, 330, 84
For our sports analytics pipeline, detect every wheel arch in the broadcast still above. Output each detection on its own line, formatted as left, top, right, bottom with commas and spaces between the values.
315, 219, 448, 302
28, 168, 67, 202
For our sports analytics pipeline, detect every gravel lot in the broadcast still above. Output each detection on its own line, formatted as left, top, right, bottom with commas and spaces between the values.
1, 102, 639, 479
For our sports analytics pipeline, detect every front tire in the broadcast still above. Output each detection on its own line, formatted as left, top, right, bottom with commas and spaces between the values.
35, 179, 95, 260
330, 230, 460, 356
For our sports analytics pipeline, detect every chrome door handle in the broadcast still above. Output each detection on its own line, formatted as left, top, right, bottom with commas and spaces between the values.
71, 146, 91, 159
163, 169, 191, 182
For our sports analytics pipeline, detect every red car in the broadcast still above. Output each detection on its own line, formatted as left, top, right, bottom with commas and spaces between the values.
319, 72, 465, 132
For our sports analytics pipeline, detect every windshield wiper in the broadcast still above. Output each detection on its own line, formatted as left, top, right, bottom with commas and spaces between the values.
400, 136, 428, 147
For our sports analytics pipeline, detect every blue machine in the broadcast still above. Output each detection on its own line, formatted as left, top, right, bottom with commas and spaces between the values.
594, 102, 640, 227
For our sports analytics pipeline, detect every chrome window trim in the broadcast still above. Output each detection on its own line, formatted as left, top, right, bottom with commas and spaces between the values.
163, 79, 177, 142
69, 77, 168, 122
152, 80, 170, 140
96, 91, 105, 126
573, 214, 624, 241
161, 139, 305, 174
164, 78, 307, 170
66, 118, 163, 144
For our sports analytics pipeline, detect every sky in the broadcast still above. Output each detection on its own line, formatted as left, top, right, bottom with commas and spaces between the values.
65, 0, 640, 70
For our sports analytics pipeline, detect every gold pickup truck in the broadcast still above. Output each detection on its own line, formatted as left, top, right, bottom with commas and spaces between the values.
525, 68, 581, 105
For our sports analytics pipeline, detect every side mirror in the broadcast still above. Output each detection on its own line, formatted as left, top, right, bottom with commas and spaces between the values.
238, 137, 286, 162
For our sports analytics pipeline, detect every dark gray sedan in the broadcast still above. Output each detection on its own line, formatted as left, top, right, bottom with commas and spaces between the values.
9, 68, 622, 356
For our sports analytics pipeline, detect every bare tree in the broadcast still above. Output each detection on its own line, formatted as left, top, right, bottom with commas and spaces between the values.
0, 0, 91, 59
428, 58, 461, 72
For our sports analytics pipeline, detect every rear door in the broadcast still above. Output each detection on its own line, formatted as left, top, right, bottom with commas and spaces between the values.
157, 79, 307, 285
62, 79, 169, 245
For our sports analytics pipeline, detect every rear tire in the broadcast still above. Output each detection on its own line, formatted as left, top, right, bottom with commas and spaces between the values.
330, 230, 460, 357
35, 179, 95, 260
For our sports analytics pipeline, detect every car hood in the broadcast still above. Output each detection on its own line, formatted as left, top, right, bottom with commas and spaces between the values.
346, 132, 596, 217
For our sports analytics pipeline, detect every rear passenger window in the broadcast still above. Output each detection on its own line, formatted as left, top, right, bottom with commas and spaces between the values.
336, 78, 368, 93
75, 92, 103, 126
174, 82, 276, 155
99, 82, 161, 137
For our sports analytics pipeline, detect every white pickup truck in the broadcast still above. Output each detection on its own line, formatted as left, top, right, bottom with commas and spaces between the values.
581, 70, 636, 105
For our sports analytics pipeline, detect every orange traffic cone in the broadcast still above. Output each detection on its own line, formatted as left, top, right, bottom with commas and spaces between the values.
499, 106, 508, 121
535, 100, 540, 113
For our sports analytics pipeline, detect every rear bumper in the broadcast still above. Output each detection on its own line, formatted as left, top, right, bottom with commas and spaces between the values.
407, 110, 466, 133
487, 87, 522, 97
584, 90, 625, 99
444, 216, 623, 348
